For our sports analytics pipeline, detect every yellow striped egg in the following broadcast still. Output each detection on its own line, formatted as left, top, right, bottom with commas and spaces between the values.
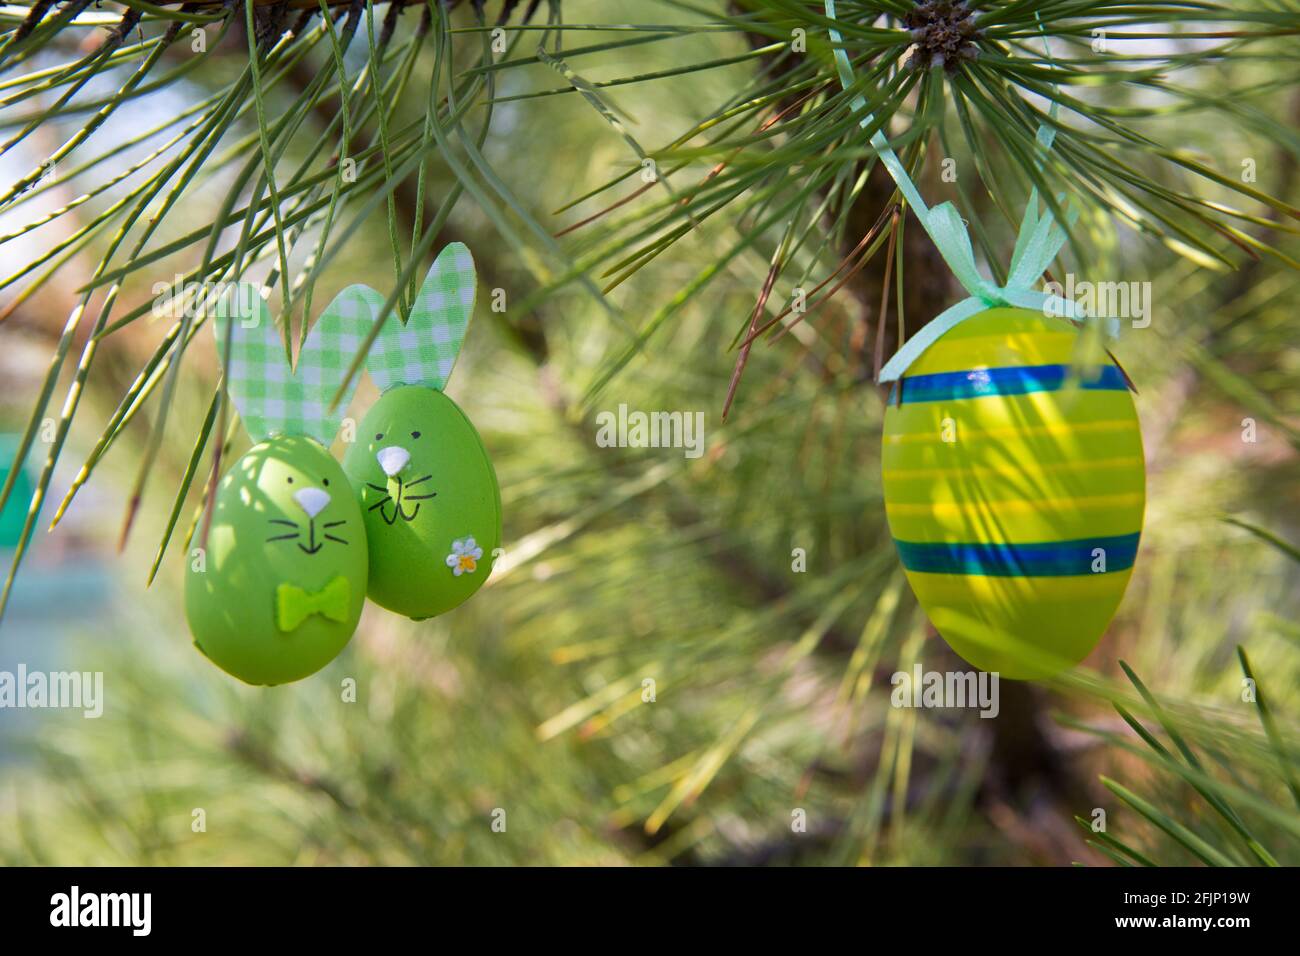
881, 307, 1145, 679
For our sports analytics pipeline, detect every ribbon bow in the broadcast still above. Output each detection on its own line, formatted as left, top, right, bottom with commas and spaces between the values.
823, 0, 1115, 382
276, 576, 351, 632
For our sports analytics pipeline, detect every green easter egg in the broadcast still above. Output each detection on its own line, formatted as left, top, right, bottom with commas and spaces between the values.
185, 436, 368, 685
343, 386, 501, 620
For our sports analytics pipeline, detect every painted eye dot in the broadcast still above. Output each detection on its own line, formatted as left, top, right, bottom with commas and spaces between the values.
322, 478, 330, 487
286, 476, 294, 484
411, 431, 421, 439
375, 433, 384, 441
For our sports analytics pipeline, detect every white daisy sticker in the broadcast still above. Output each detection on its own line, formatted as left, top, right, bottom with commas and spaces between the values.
446, 537, 484, 576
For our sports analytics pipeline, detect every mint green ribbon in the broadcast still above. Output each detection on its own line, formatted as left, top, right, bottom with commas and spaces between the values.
824, 0, 1112, 382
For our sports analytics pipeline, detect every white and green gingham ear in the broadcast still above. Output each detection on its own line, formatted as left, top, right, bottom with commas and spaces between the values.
214, 283, 374, 445
365, 242, 477, 393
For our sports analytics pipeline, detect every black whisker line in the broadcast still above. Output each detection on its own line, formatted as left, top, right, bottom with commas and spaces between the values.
366, 483, 388, 493
269, 519, 298, 527
367, 498, 392, 511
404, 493, 437, 500
323, 520, 347, 528
403, 475, 432, 487
324, 535, 348, 545
266, 533, 299, 542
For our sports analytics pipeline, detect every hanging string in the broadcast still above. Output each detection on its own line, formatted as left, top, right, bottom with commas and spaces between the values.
823, 0, 1112, 382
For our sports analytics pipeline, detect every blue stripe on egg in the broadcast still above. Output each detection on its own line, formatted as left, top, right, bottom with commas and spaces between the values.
892, 532, 1141, 577
899, 362, 1128, 404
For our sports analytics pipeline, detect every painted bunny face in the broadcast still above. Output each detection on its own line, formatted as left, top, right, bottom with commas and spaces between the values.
184, 285, 371, 686
341, 244, 501, 621
237, 436, 354, 557
357, 389, 448, 530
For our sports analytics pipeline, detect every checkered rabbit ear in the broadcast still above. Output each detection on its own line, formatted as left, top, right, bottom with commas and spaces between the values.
214, 283, 374, 446
366, 243, 477, 393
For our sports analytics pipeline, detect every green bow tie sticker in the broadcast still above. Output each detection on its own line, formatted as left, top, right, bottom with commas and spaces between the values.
276, 577, 351, 632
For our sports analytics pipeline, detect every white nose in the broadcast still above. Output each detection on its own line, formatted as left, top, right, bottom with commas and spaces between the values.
377, 445, 410, 477
293, 487, 330, 519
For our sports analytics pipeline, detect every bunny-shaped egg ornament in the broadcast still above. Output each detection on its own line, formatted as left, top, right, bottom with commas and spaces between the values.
184, 285, 373, 685
342, 244, 501, 620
